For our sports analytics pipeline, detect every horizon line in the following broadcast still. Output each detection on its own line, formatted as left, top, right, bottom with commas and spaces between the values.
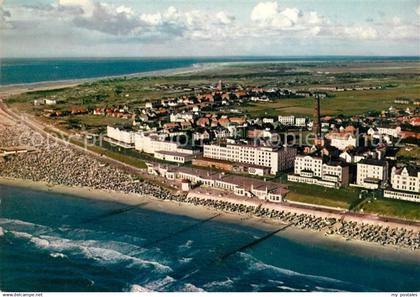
1, 54, 420, 60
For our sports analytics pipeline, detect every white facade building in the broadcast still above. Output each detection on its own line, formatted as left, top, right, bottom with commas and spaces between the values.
44, 99, 57, 105
134, 132, 198, 163
203, 144, 296, 175
278, 115, 295, 126
339, 151, 365, 164
355, 159, 388, 189
106, 126, 135, 148
384, 166, 420, 202
329, 133, 357, 150
288, 155, 349, 188
170, 112, 194, 123
154, 151, 195, 164
295, 117, 307, 127
134, 133, 177, 154
377, 126, 401, 138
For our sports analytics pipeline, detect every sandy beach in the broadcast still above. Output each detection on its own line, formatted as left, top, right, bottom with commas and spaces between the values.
1, 176, 419, 263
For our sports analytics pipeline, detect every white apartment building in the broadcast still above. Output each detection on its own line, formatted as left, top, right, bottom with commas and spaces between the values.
328, 133, 357, 150
288, 155, 349, 188
106, 126, 135, 148
135, 132, 198, 163
263, 118, 275, 124
154, 151, 195, 164
203, 144, 296, 175
295, 117, 307, 127
293, 155, 323, 177
278, 115, 295, 126
170, 112, 194, 123
376, 126, 401, 138
339, 151, 365, 164
44, 99, 57, 105
355, 159, 388, 189
384, 166, 420, 203
135, 133, 177, 154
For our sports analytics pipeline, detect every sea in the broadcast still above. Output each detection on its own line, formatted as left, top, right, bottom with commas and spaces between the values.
0, 184, 419, 292
0, 56, 419, 85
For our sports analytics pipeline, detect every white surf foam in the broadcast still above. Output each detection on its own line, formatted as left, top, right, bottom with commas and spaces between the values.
50, 252, 67, 259
128, 284, 154, 292
144, 276, 176, 291
80, 245, 172, 272
178, 240, 194, 251
203, 277, 234, 290
8, 229, 172, 273
180, 283, 205, 292
238, 252, 351, 288
178, 257, 192, 264
277, 285, 308, 292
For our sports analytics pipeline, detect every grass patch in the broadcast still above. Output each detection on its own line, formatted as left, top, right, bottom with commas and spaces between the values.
286, 182, 360, 209
361, 198, 420, 221
241, 82, 420, 117
397, 146, 420, 160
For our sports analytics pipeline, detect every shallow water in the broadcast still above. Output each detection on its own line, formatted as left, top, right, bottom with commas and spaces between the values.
0, 184, 419, 292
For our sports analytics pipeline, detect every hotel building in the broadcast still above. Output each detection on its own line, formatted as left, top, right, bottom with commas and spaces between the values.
287, 155, 349, 188
203, 144, 296, 175
134, 132, 199, 164
355, 159, 388, 189
106, 126, 135, 148
384, 166, 420, 203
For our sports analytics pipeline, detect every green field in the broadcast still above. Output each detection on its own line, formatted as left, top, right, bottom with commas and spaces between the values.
397, 146, 420, 160
285, 182, 361, 209
240, 82, 420, 117
361, 198, 420, 221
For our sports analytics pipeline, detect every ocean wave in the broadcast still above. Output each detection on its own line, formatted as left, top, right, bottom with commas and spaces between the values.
143, 276, 176, 291
314, 286, 343, 292
50, 252, 67, 259
178, 257, 192, 264
0, 218, 39, 228
203, 278, 234, 290
238, 252, 351, 291
80, 245, 172, 272
0, 218, 54, 237
180, 283, 205, 292
128, 284, 154, 292
8, 229, 172, 273
277, 285, 308, 292
11, 230, 50, 248
178, 240, 194, 251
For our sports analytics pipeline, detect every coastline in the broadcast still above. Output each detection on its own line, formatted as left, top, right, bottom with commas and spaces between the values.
0, 62, 220, 97
0, 59, 419, 261
1, 176, 419, 263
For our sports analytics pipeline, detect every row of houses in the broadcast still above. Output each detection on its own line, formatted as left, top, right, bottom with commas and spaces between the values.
146, 163, 289, 202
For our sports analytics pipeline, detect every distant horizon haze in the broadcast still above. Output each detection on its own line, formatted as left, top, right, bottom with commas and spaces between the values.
1, 0, 419, 57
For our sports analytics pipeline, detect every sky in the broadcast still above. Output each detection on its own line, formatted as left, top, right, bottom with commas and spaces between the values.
1, 0, 419, 57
